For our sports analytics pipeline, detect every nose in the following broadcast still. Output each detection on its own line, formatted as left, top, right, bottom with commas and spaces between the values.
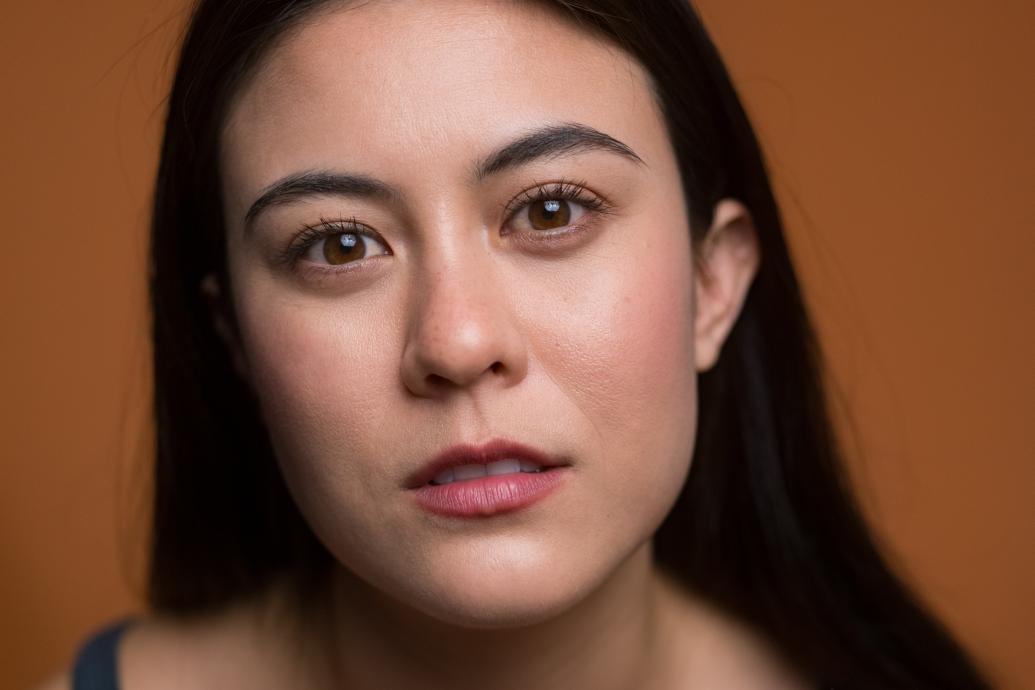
400, 243, 529, 398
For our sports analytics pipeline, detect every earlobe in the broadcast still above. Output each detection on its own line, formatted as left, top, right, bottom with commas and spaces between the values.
692, 199, 761, 372
200, 273, 251, 382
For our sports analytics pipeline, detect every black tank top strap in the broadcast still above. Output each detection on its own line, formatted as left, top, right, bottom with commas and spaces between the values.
71, 618, 134, 690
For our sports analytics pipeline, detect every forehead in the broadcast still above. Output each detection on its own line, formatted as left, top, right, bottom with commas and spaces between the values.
221, 0, 669, 208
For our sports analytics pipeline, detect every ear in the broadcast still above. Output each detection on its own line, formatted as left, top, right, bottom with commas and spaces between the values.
693, 199, 761, 372
200, 273, 251, 382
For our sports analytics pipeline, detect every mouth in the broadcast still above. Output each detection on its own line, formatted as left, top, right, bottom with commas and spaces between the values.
405, 437, 568, 490
428, 458, 547, 485
406, 438, 570, 518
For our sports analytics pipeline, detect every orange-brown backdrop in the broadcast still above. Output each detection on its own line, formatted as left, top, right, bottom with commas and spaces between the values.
2, 1, 1031, 687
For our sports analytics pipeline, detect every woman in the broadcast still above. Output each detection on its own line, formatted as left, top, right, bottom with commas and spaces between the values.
46, 0, 991, 688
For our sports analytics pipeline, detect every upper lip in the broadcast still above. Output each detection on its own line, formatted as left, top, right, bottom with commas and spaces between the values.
406, 438, 566, 489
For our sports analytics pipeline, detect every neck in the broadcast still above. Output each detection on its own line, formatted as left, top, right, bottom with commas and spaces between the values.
304, 542, 674, 690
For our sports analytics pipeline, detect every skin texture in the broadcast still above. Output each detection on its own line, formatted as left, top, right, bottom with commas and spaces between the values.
39, 1, 804, 688
221, 0, 700, 634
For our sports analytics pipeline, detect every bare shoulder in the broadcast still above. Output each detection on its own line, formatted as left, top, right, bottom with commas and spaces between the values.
18, 601, 302, 690
654, 570, 814, 690
118, 603, 271, 689
28, 673, 70, 690
117, 586, 314, 690
118, 612, 221, 689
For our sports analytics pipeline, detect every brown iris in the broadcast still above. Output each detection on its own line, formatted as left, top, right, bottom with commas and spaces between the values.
323, 232, 365, 265
528, 199, 571, 230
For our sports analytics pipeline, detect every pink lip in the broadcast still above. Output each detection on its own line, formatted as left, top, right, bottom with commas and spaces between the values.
406, 438, 570, 518
412, 469, 568, 518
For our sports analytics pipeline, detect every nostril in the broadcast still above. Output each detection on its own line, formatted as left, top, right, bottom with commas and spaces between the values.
426, 373, 451, 387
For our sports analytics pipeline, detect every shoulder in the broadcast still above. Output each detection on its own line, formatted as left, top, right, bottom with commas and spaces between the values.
30, 618, 132, 690
118, 584, 315, 689
118, 612, 228, 689
118, 603, 277, 689
654, 570, 814, 690
29, 599, 285, 690
30, 616, 219, 690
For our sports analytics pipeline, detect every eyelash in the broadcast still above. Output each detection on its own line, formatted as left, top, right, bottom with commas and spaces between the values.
281, 178, 612, 273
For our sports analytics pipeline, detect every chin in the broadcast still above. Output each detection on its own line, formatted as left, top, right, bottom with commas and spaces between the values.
343, 539, 605, 630
406, 578, 592, 630
402, 544, 621, 630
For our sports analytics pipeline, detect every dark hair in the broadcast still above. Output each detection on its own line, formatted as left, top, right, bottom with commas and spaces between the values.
149, 1, 991, 687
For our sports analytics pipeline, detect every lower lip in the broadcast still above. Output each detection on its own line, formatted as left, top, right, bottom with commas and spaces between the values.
411, 468, 568, 518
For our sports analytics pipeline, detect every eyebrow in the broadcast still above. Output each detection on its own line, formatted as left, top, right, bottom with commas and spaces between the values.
473, 122, 645, 179
244, 172, 396, 230
242, 123, 644, 231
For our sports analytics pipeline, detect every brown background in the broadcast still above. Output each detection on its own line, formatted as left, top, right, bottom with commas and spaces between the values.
2, 1, 1031, 687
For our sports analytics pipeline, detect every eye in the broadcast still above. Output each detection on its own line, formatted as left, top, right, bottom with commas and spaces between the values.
298, 223, 390, 267
504, 181, 608, 237
514, 198, 586, 232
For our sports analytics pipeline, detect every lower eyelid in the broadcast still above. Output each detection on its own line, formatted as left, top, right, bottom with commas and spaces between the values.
508, 216, 598, 248
294, 253, 391, 285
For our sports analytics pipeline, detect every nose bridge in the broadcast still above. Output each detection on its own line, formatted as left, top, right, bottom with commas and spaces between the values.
401, 212, 526, 395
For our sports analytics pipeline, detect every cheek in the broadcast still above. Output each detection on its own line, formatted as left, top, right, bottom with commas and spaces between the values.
231, 285, 402, 524
540, 213, 698, 519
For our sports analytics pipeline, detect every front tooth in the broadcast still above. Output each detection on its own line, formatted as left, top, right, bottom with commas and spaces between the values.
432, 468, 455, 485
486, 458, 521, 476
453, 464, 487, 481
519, 459, 542, 472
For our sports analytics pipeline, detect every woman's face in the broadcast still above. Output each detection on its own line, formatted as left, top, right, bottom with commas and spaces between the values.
220, 0, 700, 627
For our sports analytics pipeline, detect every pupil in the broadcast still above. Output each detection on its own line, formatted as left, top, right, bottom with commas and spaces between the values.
323, 232, 364, 265
530, 199, 570, 230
